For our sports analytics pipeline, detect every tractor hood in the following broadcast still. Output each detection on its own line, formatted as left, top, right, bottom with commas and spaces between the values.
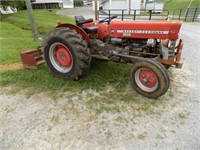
108, 20, 182, 40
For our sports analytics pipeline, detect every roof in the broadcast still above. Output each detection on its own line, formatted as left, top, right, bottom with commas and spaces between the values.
32, 0, 63, 4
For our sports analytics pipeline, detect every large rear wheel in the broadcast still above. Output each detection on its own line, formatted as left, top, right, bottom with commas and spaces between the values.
43, 27, 90, 80
130, 59, 170, 99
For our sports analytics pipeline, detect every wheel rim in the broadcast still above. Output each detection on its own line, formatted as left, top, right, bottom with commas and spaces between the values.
49, 42, 73, 73
135, 68, 158, 92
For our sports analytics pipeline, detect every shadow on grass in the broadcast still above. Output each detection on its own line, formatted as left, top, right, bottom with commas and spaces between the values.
0, 60, 131, 92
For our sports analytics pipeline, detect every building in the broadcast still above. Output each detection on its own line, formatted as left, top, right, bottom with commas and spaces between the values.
31, 0, 74, 9
101, 0, 141, 14
83, 0, 93, 6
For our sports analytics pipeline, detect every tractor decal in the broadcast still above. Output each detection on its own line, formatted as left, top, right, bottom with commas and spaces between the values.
117, 30, 169, 34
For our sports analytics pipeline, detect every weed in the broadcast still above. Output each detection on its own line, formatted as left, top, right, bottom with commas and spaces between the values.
138, 132, 147, 140
178, 111, 190, 119
156, 134, 165, 139
50, 115, 60, 124
170, 130, 176, 134
115, 116, 126, 122
105, 130, 112, 139
95, 105, 120, 115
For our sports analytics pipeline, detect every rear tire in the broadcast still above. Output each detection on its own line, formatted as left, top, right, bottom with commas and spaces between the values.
130, 59, 170, 99
43, 27, 90, 80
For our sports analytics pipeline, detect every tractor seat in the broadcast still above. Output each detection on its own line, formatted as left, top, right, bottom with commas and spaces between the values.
74, 15, 98, 33
75, 15, 93, 26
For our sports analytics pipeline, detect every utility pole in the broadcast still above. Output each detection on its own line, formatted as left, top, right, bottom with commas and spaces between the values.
94, 0, 98, 20
129, 0, 131, 15
25, 0, 38, 41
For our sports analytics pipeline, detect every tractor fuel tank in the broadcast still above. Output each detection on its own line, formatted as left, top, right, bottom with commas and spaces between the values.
108, 20, 182, 40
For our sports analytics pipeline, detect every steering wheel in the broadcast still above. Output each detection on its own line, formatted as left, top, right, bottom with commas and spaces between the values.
99, 15, 117, 24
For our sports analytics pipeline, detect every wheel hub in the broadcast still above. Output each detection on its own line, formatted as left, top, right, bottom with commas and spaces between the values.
55, 45, 72, 67
139, 69, 157, 88
134, 68, 158, 93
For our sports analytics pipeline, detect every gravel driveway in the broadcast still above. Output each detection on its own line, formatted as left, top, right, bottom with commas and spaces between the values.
0, 10, 200, 150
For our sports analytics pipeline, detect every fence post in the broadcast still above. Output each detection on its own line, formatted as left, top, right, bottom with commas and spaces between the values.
192, 8, 198, 22
108, 10, 111, 20
133, 10, 136, 20
149, 10, 152, 20
185, 8, 189, 21
179, 9, 182, 20
122, 10, 124, 21
166, 10, 169, 19
172, 9, 175, 20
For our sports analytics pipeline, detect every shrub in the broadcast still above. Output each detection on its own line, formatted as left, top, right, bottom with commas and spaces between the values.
74, 0, 84, 7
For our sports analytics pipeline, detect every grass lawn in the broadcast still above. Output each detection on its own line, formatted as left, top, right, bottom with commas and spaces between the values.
2, 9, 75, 35
0, 22, 40, 65
163, 0, 200, 10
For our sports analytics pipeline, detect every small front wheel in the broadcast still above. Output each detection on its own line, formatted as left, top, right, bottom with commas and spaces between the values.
130, 59, 170, 99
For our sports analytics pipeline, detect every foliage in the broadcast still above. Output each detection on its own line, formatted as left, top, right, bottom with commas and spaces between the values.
74, 0, 84, 7
0, 0, 26, 10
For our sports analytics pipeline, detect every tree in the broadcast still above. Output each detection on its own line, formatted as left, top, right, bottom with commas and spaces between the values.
74, 0, 84, 7
0, 1, 26, 10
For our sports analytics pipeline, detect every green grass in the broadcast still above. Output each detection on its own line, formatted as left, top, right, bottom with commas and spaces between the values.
0, 61, 131, 92
163, 0, 200, 10
162, 0, 200, 20
2, 9, 75, 35
0, 9, 75, 64
0, 22, 40, 65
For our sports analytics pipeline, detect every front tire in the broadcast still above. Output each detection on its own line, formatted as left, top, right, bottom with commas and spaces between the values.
43, 27, 90, 80
130, 59, 170, 99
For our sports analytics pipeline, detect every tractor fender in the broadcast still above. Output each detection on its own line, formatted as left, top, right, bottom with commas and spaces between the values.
56, 23, 90, 43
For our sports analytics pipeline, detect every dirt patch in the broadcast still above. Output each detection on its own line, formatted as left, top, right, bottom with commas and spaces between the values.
0, 62, 23, 72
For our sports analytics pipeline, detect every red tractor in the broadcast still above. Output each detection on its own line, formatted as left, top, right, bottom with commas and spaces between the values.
21, 15, 184, 98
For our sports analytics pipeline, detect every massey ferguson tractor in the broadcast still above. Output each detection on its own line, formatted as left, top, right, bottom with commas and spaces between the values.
21, 15, 184, 99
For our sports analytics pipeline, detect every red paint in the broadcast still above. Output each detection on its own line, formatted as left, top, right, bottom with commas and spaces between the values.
139, 69, 157, 88
83, 20, 182, 40
107, 20, 182, 40
20, 48, 44, 68
83, 21, 108, 39
55, 45, 72, 67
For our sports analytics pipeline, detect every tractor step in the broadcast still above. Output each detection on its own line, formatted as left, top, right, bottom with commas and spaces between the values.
20, 47, 44, 69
